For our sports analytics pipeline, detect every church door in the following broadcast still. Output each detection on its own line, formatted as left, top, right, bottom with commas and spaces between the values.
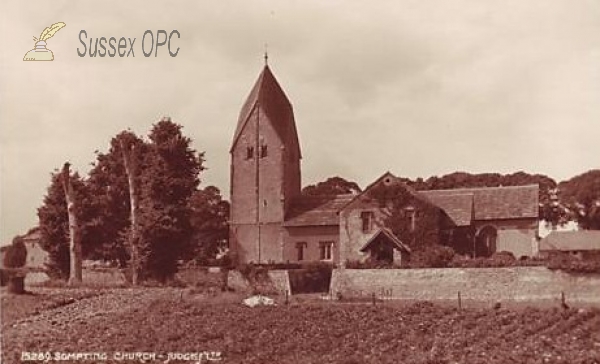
475, 225, 497, 257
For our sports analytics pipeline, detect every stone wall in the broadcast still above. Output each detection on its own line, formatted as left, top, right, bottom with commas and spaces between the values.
267, 270, 291, 294
331, 267, 600, 305
227, 269, 290, 295
284, 226, 339, 263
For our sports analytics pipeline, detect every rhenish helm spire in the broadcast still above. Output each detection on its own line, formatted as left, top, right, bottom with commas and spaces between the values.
229, 58, 302, 264
229, 59, 302, 158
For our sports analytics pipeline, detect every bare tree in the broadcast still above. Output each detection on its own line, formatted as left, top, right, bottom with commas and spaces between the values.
61, 162, 82, 285
120, 140, 140, 285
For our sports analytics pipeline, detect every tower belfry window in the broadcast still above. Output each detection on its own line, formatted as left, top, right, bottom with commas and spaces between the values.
260, 145, 268, 158
246, 146, 254, 160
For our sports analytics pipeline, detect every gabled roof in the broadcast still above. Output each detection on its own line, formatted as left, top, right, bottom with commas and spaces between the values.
230, 65, 301, 157
539, 231, 600, 251
340, 172, 429, 213
421, 185, 539, 221
283, 194, 354, 227
359, 228, 411, 253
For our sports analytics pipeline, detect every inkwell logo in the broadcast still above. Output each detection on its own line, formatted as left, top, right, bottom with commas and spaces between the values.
23, 22, 66, 61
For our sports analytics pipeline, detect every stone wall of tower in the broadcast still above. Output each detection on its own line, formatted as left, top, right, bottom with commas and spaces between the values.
229, 223, 285, 264
231, 106, 297, 263
283, 132, 301, 214
256, 107, 287, 223
230, 107, 259, 225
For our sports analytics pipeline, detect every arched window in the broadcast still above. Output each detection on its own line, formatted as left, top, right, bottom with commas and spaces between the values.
260, 145, 268, 158
246, 146, 254, 160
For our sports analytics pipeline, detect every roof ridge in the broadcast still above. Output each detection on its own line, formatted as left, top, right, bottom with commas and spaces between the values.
421, 190, 474, 196
300, 193, 355, 198
426, 184, 539, 193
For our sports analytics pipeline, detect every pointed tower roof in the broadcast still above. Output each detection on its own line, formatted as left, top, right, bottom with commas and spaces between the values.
230, 65, 301, 157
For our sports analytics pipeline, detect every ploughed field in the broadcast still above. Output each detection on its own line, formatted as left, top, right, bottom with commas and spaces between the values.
2, 288, 600, 364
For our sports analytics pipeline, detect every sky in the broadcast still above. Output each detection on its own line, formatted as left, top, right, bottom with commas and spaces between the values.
1, 0, 599, 244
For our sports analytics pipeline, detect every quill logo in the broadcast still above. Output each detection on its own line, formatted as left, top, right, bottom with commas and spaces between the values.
23, 22, 66, 61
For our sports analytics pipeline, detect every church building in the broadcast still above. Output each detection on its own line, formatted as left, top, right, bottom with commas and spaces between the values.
229, 63, 540, 266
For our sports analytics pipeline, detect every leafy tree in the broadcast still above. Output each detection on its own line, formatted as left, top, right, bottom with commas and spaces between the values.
559, 170, 600, 229
302, 176, 361, 196
86, 131, 147, 268
136, 119, 204, 281
186, 185, 230, 264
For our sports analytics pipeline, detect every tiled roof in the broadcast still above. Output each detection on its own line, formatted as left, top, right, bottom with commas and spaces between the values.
342, 172, 430, 213
420, 192, 473, 226
421, 185, 539, 221
539, 231, 600, 251
284, 194, 354, 227
230, 65, 301, 157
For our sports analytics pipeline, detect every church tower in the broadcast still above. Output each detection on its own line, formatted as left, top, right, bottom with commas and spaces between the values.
229, 62, 302, 264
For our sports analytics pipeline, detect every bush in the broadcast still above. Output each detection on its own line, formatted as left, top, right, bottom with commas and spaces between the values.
547, 253, 600, 273
344, 259, 398, 269
408, 245, 455, 268
3, 237, 27, 268
491, 251, 516, 262
448, 252, 547, 268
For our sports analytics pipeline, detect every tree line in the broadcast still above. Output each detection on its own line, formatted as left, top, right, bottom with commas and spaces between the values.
37, 118, 229, 284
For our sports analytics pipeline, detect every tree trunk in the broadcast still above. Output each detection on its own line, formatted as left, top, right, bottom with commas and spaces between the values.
62, 163, 82, 286
121, 141, 140, 286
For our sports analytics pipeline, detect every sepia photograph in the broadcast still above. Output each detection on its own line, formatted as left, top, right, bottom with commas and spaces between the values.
1, 1, 599, 363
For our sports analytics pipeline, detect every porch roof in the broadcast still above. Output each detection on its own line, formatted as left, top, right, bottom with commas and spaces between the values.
359, 228, 412, 253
